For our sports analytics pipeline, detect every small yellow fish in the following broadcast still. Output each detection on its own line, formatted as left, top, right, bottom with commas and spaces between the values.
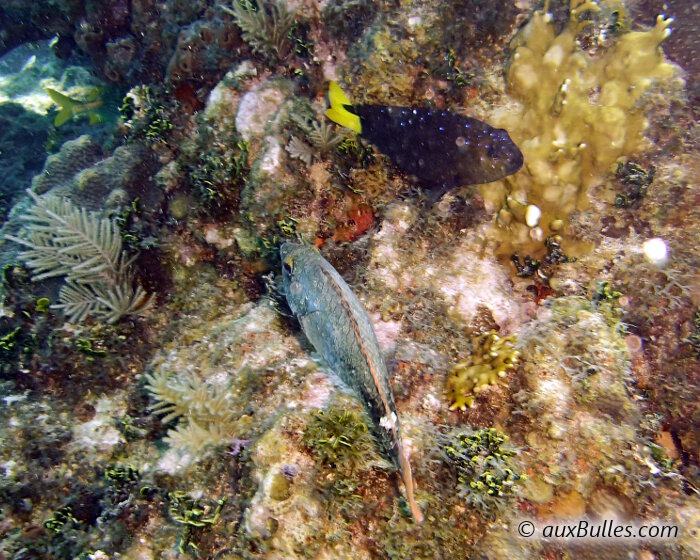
46, 87, 106, 126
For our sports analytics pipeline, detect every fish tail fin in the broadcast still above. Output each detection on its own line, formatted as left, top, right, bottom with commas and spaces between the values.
54, 108, 73, 127
46, 88, 76, 126
325, 81, 362, 134
399, 444, 424, 523
46, 87, 76, 109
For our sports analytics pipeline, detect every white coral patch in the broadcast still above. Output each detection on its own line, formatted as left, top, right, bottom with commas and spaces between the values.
156, 448, 195, 474
71, 395, 126, 454
260, 137, 282, 174
371, 313, 402, 353
235, 84, 285, 141
437, 249, 524, 332
204, 81, 238, 121
300, 372, 334, 410
533, 374, 570, 415
421, 393, 443, 412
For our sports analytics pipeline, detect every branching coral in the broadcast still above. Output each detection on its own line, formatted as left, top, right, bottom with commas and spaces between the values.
440, 428, 523, 515
144, 367, 250, 454
487, 1, 680, 255
5, 190, 153, 324
445, 331, 519, 410
224, 0, 297, 63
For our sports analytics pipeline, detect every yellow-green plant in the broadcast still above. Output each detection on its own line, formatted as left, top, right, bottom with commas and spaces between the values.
446, 331, 519, 410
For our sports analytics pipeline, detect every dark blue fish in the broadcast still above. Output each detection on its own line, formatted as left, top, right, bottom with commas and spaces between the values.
326, 81, 523, 201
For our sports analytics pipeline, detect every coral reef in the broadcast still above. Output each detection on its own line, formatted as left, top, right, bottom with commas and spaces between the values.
0, 0, 698, 558
28, 134, 160, 211
165, 7, 244, 88
178, 108, 250, 219
225, 0, 297, 64
32, 135, 104, 196
0, 39, 114, 217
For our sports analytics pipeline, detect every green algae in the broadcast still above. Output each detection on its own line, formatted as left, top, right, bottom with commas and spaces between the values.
302, 407, 380, 474
440, 428, 524, 515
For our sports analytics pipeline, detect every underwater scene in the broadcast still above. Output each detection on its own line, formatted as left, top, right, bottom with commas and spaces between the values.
0, 0, 698, 558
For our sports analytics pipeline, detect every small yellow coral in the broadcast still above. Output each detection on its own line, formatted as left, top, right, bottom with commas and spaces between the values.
446, 332, 519, 410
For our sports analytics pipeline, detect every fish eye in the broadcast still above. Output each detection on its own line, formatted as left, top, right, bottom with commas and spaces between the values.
283, 258, 293, 274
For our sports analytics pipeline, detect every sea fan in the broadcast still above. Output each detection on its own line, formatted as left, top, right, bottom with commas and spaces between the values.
5, 190, 154, 324
54, 280, 153, 325
308, 120, 346, 155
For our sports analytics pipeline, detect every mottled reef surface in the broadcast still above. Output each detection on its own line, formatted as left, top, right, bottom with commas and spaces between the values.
0, 0, 698, 559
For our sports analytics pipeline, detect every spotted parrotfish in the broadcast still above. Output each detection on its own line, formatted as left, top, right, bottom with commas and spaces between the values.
325, 80, 523, 201
280, 242, 423, 523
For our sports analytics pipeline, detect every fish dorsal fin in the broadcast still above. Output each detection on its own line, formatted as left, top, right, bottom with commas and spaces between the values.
325, 81, 362, 134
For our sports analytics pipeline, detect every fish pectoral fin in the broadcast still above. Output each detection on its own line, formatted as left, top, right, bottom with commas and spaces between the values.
298, 308, 324, 321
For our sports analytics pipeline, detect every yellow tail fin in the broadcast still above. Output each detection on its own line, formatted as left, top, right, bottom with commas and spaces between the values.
325, 81, 362, 134
53, 108, 72, 127
46, 88, 76, 126
46, 87, 76, 109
